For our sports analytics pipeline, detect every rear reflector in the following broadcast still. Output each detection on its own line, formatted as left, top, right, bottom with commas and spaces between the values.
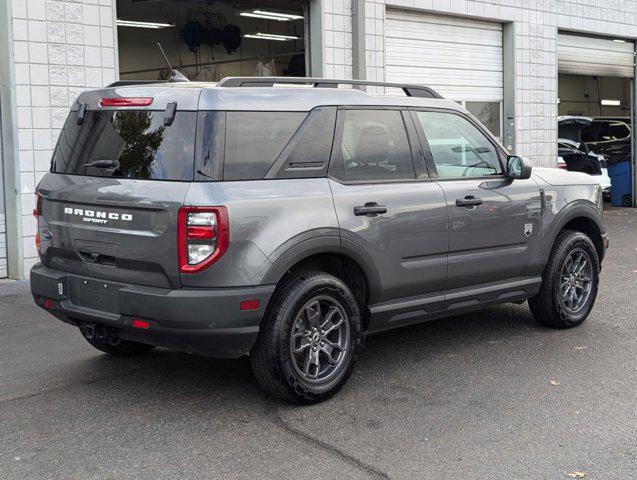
34, 193, 42, 253
44, 299, 57, 309
99, 97, 154, 107
132, 318, 150, 329
240, 299, 260, 311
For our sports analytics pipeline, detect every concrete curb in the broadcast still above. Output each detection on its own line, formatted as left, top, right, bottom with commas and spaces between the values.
0, 279, 30, 296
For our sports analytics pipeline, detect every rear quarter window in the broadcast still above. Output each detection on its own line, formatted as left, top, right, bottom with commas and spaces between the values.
222, 111, 307, 180
52, 110, 196, 181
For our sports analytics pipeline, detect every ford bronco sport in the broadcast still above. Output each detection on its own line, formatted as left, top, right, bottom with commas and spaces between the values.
31, 77, 608, 403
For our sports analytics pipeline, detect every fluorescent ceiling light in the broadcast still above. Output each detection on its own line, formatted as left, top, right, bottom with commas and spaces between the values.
601, 99, 621, 106
244, 33, 300, 42
117, 19, 174, 29
253, 10, 303, 20
613, 38, 627, 43
240, 12, 289, 21
239, 10, 303, 21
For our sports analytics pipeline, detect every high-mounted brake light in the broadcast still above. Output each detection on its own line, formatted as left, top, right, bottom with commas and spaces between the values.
178, 206, 229, 274
99, 97, 154, 107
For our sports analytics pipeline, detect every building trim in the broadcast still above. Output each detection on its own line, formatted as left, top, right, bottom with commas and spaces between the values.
309, 0, 324, 76
0, 0, 23, 279
351, 0, 366, 80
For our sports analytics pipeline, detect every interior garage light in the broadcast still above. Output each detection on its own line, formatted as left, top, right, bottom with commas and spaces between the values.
240, 12, 289, 21
116, 20, 175, 29
613, 39, 627, 43
244, 33, 300, 42
240, 10, 304, 21
253, 10, 303, 20
601, 99, 621, 106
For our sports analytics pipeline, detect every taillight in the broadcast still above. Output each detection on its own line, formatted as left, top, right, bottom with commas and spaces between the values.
557, 162, 568, 170
99, 97, 153, 107
178, 206, 229, 274
34, 192, 42, 253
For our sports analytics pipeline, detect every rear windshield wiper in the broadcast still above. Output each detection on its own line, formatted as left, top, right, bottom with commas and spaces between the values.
84, 160, 118, 169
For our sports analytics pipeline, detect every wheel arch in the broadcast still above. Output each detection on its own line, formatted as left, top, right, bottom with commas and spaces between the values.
261, 236, 382, 331
543, 203, 606, 267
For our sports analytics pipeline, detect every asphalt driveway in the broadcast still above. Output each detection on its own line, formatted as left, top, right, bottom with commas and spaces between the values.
1, 207, 635, 480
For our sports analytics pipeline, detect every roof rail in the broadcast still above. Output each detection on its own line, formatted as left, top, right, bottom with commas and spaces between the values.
216, 77, 444, 99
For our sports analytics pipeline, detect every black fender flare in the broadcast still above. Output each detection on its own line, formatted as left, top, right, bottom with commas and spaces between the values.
261, 235, 382, 304
541, 201, 605, 267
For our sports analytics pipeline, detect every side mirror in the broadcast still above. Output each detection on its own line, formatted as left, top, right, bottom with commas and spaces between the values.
506, 155, 532, 180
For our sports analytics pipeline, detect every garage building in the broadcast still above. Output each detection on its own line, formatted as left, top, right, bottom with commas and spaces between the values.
1, 0, 637, 279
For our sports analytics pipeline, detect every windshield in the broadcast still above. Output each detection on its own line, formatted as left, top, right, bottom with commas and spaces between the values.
51, 110, 196, 181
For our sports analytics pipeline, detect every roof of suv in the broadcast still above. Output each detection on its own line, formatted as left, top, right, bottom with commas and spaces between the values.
73, 79, 462, 112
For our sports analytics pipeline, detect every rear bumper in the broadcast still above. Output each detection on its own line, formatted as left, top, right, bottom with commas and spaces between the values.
30, 263, 275, 358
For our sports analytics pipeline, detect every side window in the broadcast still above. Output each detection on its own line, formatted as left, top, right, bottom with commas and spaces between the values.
269, 107, 337, 179
415, 111, 502, 178
223, 111, 307, 180
331, 109, 415, 182
610, 121, 630, 140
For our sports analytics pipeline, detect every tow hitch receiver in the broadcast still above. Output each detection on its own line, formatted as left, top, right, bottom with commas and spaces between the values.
81, 323, 121, 346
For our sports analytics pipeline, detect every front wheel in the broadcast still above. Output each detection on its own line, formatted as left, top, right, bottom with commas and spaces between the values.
529, 230, 600, 328
250, 272, 363, 404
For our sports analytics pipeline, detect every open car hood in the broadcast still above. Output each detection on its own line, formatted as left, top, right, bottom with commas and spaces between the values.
558, 116, 592, 144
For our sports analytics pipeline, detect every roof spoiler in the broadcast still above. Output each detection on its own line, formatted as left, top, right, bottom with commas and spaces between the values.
216, 77, 444, 99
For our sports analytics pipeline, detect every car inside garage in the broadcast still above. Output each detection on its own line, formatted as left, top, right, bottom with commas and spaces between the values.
557, 32, 635, 206
116, 0, 308, 82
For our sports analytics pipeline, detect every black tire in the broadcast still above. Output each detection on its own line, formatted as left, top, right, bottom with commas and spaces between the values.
80, 327, 156, 356
529, 230, 600, 328
250, 272, 363, 404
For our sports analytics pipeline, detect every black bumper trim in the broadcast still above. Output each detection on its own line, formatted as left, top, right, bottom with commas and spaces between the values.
31, 263, 275, 358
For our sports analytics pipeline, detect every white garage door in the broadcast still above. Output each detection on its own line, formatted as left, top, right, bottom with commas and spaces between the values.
558, 33, 635, 78
385, 9, 503, 102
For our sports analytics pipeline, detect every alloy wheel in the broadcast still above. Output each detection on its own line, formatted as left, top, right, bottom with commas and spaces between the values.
289, 295, 351, 383
557, 248, 593, 314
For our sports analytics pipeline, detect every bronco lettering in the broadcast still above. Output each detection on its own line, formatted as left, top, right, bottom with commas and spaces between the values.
64, 207, 133, 222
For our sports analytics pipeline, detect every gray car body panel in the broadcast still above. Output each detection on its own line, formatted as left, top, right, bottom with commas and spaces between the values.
182, 178, 339, 287
31, 82, 607, 358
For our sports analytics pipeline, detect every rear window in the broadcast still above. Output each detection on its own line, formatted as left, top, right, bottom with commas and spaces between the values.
223, 111, 307, 180
582, 121, 631, 143
51, 110, 196, 180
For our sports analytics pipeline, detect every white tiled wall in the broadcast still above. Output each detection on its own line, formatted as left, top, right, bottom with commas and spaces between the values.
321, 0, 637, 166
9, 0, 117, 278
0, 212, 6, 278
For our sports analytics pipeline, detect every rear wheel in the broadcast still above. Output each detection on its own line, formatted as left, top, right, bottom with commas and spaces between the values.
80, 325, 155, 356
529, 230, 600, 328
251, 272, 363, 404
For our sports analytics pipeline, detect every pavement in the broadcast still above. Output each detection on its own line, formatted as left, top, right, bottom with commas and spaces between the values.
0, 206, 635, 480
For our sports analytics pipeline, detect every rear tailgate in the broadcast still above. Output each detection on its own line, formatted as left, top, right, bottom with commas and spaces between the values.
36, 85, 201, 289
38, 175, 188, 288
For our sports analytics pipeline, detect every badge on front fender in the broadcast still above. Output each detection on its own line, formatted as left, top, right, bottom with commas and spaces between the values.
524, 223, 533, 237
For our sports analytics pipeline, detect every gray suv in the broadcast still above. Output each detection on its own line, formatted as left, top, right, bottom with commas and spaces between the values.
31, 77, 608, 403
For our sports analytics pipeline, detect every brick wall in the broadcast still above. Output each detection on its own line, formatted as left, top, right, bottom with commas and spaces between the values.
9, 0, 117, 278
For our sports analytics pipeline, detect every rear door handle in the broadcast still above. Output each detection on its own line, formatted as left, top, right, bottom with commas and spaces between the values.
455, 196, 483, 208
354, 202, 388, 217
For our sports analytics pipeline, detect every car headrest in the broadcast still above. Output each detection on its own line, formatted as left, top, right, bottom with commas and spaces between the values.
355, 126, 389, 165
